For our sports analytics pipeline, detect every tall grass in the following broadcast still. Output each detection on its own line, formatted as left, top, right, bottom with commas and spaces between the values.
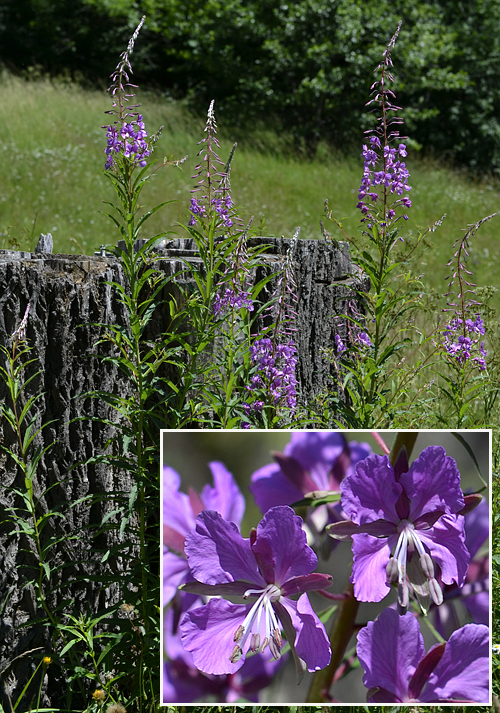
1, 71, 500, 308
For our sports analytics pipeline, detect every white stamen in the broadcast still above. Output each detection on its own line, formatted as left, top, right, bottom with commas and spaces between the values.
230, 583, 283, 663
230, 644, 242, 663
392, 519, 441, 606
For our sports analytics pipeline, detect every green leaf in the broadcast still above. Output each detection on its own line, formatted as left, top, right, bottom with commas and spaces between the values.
291, 491, 342, 508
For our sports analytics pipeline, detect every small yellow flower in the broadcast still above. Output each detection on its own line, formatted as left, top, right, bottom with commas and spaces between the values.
42, 656, 52, 666
92, 689, 106, 702
106, 704, 127, 713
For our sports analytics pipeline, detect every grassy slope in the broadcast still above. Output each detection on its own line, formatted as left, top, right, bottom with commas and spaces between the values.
1, 72, 499, 308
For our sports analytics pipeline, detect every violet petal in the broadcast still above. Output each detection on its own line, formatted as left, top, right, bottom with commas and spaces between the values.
185, 510, 264, 586
351, 533, 396, 601
357, 609, 425, 702
252, 505, 317, 584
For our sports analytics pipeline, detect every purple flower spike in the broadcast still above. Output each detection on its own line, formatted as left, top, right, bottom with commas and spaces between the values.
180, 505, 332, 676
357, 608, 489, 703
442, 315, 488, 371
328, 446, 470, 611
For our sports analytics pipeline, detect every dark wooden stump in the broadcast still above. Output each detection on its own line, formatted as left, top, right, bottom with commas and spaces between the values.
0, 238, 366, 707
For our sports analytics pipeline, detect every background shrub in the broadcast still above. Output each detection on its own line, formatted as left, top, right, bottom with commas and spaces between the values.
2, 0, 500, 172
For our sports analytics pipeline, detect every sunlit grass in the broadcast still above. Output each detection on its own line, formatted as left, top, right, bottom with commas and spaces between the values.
1, 71, 500, 309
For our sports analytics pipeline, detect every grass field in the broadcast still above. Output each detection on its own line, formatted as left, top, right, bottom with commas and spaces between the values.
1, 71, 500, 310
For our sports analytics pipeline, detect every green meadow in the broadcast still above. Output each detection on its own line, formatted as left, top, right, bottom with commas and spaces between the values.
1, 71, 500, 310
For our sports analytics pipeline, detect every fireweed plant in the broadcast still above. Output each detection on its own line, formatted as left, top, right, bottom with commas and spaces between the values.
1, 20, 308, 707
437, 215, 496, 427
168, 99, 300, 428
162, 431, 490, 703
318, 22, 496, 429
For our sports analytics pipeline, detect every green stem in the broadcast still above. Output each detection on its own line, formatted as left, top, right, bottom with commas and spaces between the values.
306, 431, 419, 701
389, 431, 418, 463
305, 583, 359, 702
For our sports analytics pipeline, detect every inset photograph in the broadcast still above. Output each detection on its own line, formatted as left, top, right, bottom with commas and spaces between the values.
161, 429, 491, 704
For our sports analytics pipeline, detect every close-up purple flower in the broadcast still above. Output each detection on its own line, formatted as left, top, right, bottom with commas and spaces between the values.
179, 505, 332, 676
163, 592, 283, 703
328, 446, 470, 609
335, 333, 346, 355
357, 607, 489, 703
250, 431, 372, 514
163, 462, 245, 604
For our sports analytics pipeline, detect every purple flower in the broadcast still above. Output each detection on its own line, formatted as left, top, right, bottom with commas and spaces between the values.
357, 331, 373, 348
213, 287, 254, 315
163, 592, 283, 702
246, 337, 298, 414
163, 462, 245, 604
462, 496, 489, 624
328, 446, 470, 610
335, 334, 346, 355
103, 115, 150, 170
180, 505, 332, 676
357, 608, 489, 703
442, 315, 488, 370
356, 24, 412, 229
434, 496, 489, 636
250, 431, 371, 514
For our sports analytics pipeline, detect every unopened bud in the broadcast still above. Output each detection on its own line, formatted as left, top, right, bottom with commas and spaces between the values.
420, 552, 435, 579
250, 633, 260, 652
386, 557, 399, 584
230, 645, 243, 663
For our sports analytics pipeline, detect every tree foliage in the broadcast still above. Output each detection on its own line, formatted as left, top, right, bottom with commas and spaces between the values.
2, 0, 500, 171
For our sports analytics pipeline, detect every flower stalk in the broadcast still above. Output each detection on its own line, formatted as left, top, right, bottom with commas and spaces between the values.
306, 431, 419, 701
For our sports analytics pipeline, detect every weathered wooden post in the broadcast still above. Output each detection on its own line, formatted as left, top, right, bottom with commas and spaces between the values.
0, 237, 366, 707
